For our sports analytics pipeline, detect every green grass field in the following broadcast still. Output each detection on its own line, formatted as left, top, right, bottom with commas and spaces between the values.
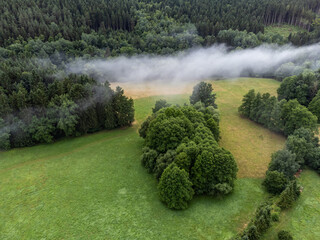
0, 78, 318, 239
265, 24, 305, 38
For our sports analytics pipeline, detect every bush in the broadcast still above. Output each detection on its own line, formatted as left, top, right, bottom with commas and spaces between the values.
268, 150, 299, 179
278, 230, 293, 240
141, 148, 158, 173
253, 203, 272, 234
158, 163, 194, 210
271, 212, 280, 222
154, 150, 176, 180
263, 171, 288, 194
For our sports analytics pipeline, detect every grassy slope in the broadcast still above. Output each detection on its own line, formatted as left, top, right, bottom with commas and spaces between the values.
0, 78, 295, 239
263, 170, 320, 239
265, 24, 305, 38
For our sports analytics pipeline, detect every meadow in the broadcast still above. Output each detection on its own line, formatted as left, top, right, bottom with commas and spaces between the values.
0, 78, 318, 239
265, 24, 305, 38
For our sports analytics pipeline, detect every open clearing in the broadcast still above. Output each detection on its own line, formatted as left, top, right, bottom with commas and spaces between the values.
1, 78, 313, 239
265, 24, 305, 38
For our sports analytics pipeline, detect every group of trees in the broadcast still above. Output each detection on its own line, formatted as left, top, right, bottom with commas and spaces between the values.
277, 71, 320, 122
139, 82, 238, 209
239, 89, 318, 136
0, 74, 134, 150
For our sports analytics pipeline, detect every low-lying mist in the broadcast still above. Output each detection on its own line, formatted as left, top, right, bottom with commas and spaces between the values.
67, 43, 320, 83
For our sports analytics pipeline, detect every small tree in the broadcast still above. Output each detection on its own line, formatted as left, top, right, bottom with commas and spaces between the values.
277, 180, 300, 209
190, 82, 217, 108
158, 163, 194, 210
152, 99, 171, 113
263, 171, 288, 194
238, 89, 256, 118
268, 150, 299, 179
278, 230, 293, 240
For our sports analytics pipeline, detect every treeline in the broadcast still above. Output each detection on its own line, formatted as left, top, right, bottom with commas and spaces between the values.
139, 82, 238, 209
1, 0, 320, 47
0, 74, 134, 150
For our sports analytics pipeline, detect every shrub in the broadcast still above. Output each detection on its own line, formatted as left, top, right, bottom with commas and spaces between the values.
263, 171, 288, 194
253, 203, 272, 234
154, 150, 176, 180
278, 230, 293, 240
141, 148, 158, 173
271, 212, 280, 222
158, 163, 194, 210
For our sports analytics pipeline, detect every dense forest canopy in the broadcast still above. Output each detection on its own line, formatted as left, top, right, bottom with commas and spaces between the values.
1, 0, 320, 47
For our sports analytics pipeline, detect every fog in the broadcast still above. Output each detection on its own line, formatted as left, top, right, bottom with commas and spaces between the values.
67, 43, 320, 83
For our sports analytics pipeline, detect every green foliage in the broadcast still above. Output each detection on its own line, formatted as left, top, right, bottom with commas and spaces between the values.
308, 90, 320, 122
268, 150, 299, 179
238, 89, 256, 118
158, 163, 194, 210
141, 147, 158, 173
49, 95, 79, 137
28, 117, 55, 143
190, 82, 217, 108
0, 74, 134, 149
277, 73, 318, 106
154, 150, 176, 180
191, 149, 237, 195
263, 171, 288, 194
239, 90, 318, 136
282, 100, 318, 136
278, 230, 293, 240
253, 203, 272, 234
285, 128, 319, 165
174, 152, 192, 173
0, 118, 10, 150
272, 212, 280, 222
139, 116, 152, 138
277, 180, 300, 209
146, 112, 194, 153
152, 99, 171, 113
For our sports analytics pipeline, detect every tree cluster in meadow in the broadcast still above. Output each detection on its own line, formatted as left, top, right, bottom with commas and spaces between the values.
139, 82, 238, 209
238, 89, 318, 136
0, 74, 134, 150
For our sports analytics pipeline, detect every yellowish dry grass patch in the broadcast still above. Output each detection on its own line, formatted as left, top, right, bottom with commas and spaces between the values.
212, 78, 286, 178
